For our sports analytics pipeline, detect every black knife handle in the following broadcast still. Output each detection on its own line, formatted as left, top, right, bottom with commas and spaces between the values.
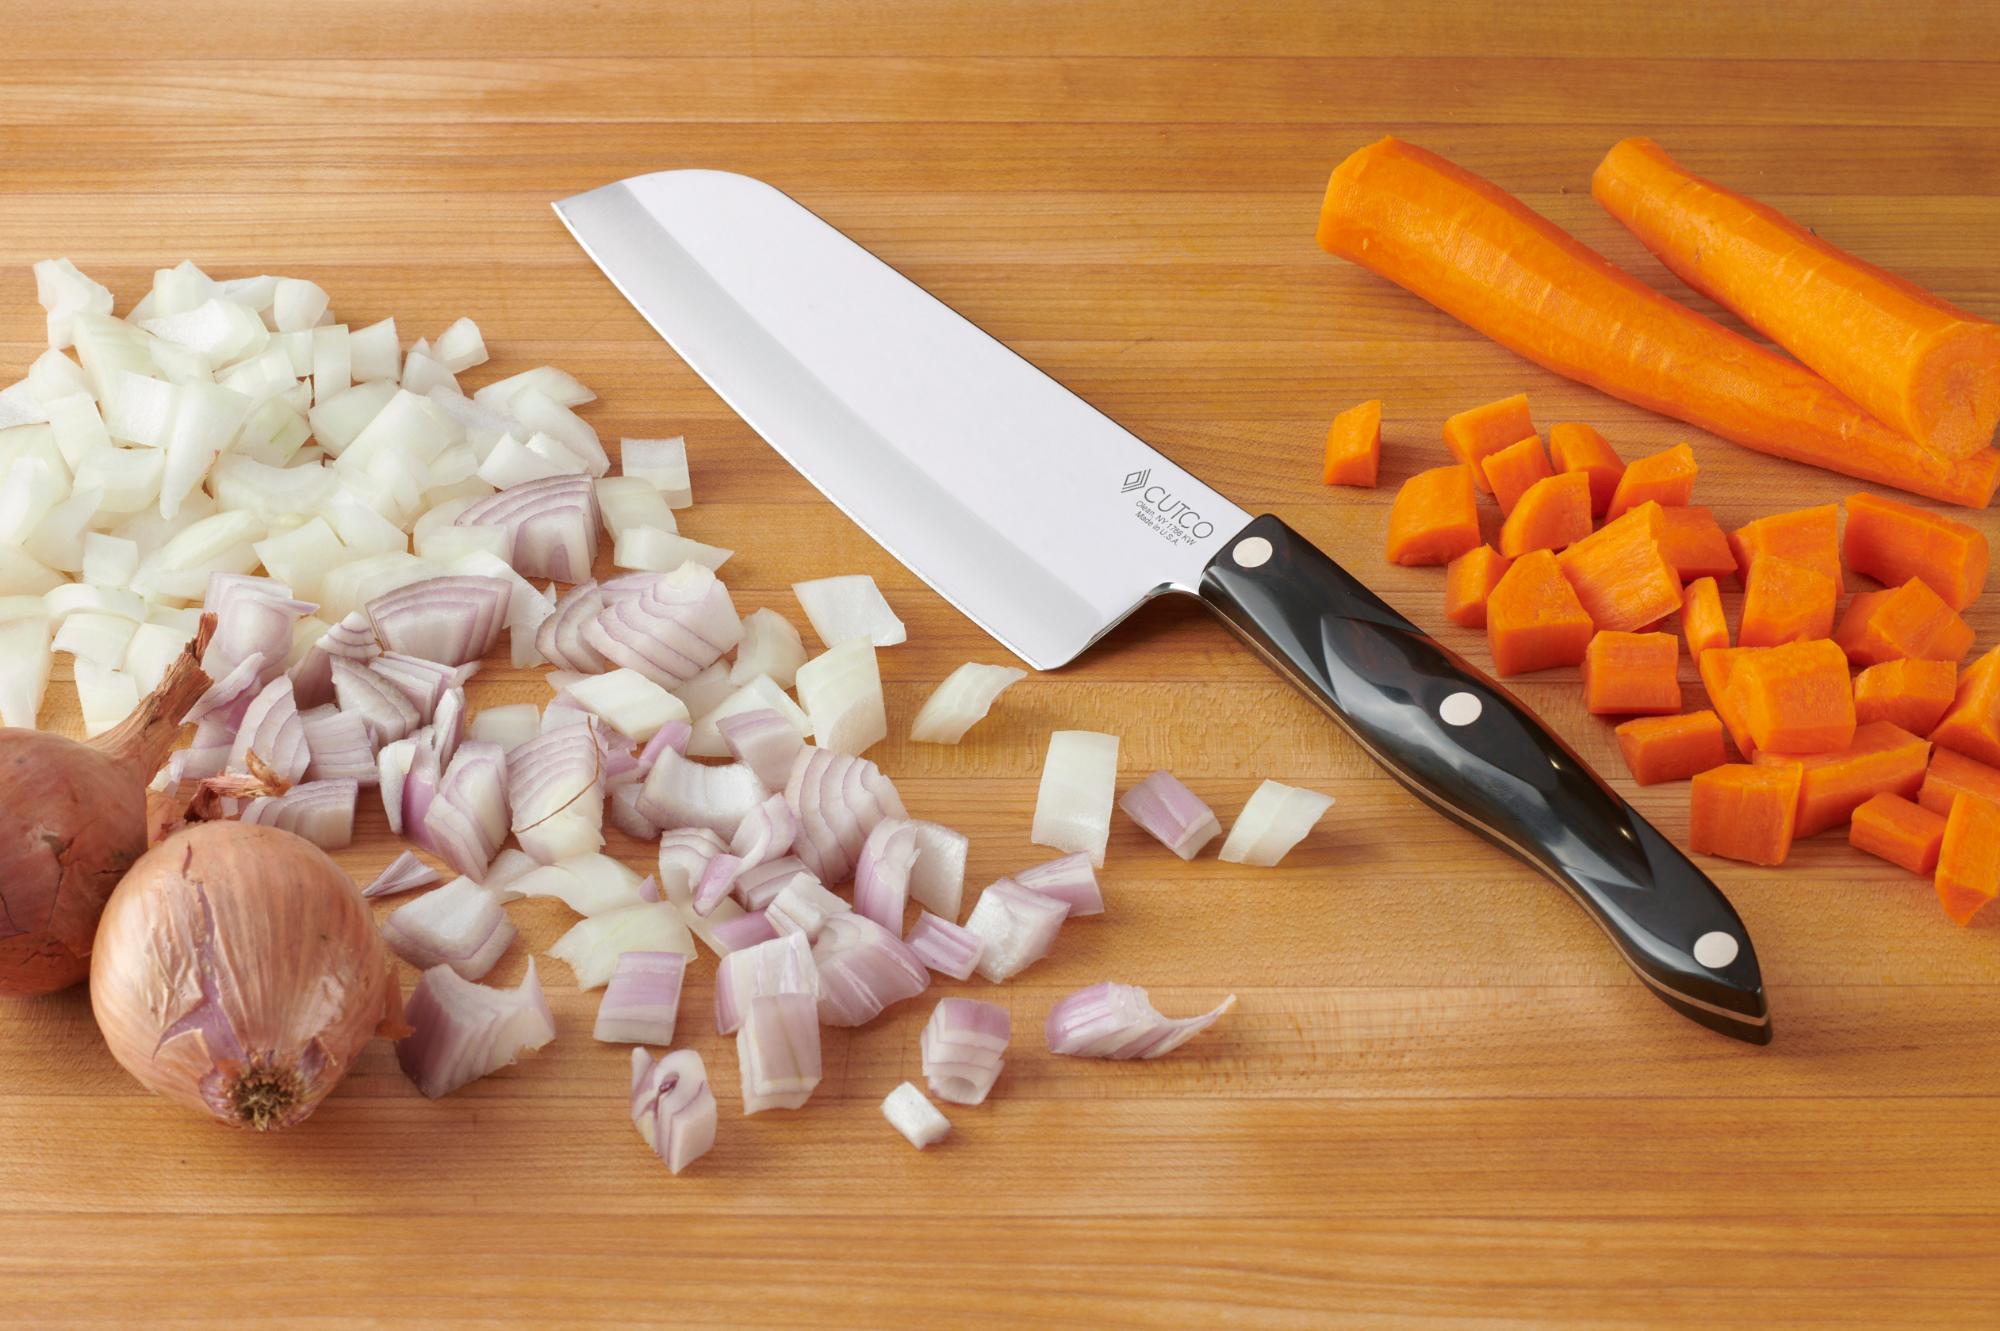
1196, 514, 1769, 1044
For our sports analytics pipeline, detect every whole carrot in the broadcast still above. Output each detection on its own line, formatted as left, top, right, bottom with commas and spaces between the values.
1315, 137, 2000, 508
1593, 138, 2000, 462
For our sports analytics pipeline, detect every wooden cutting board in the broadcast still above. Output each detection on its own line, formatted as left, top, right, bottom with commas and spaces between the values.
2, 3, 1996, 1326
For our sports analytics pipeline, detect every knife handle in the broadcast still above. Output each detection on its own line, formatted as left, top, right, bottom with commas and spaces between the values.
1196, 514, 1769, 1044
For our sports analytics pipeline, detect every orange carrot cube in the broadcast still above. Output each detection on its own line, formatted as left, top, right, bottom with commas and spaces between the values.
1724, 639, 1856, 756
1322, 399, 1382, 487
1935, 792, 2000, 925
1690, 762, 1802, 867
1444, 544, 1513, 629
1753, 720, 1930, 837
1849, 792, 1946, 876
1583, 631, 1680, 716
1547, 422, 1624, 517
1605, 442, 1697, 520
1680, 575, 1730, 658
1385, 463, 1481, 566
1843, 491, 1988, 611
1655, 506, 1737, 582
1556, 500, 1683, 632
1729, 503, 1843, 594
1485, 548, 1593, 676
1443, 394, 1535, 494
1831, 577, 1973, 666
1614, 710, 1728, 785
1928, 644, 2000, 767
1738, 554, 1836, 647
1497, 470, 1592, 557
1853, 658, 1956, 736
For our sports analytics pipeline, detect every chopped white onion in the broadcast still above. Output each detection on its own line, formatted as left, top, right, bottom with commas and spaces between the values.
613, 524, 731, 573
595, 475, 678, 540
473, 365, 595, 412
687, 674, 811, 758
1030, 729, 1119, 867
432, 318, 488, 374
730, 607, 806, 689
963, 878, 1070, 983
1118, 769, 1221, 860
565, 667, 688, 743
737, 992, 822, 1114
1044, 982, 1237, 1059
594, 951, 686, 1045
510, 852, 646, 917
380, 875, 516, 981
921, 997, 1009, 1105
549, 902, 694, 990
881, 1082, 950, 1149
907, 821, 970, 921
0, 616, 53, 726
396, 960, 556, 1099
620, 436, 691, 507
792, 574, 905, 648
1217, 780, 1336, 867
793, 638, 885, 755
467, 701, 540, 751
909, 662, 1028, 744
628, 1047, 716, 1175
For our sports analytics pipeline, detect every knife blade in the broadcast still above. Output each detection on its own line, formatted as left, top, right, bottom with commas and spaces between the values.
555, 169, 1770, 1045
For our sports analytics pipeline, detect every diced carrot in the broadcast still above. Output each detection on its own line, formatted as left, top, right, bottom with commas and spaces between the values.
1444, 544, 1513, 629
1935, 792, 2000, 926
1322, 399, 1383, 487
1583, 631, 1680, 716
1443, 394, 1535, 493
1842, 492, 1990, 611
1920, 748, 2000, 817
1605, 442, 1698, 520
1547, 422, 1624, 517
1689, 762, 1802, 866
1738, 554, 1837, 648
1614, 710, 1727, 785
1496, 470, 1592, 557
1753, 720, 1929, 837
1853, 658, 1956, 736
1849, 792, 1947, 875
1556, 500, 1683, 632
1927, 644, 2000, 767
1385, 463, 1482, 566
1728, 503, 1843, 594
1698, 645, 1758, 759
1485, 548, 1594, 676
1831, 577, 1973, 667
1680, 575, 1730, 657
1725, 639, 1856, 756
1479, 434, 1552, 516
1655, 505, 1737, 582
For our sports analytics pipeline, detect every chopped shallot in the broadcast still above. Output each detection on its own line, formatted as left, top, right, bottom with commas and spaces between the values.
1030, 729, 1119, 867
922, 997, 1009, 1105
792, 639, 885, 755
1117, 769, 1221, 860
717, 707, 806, 789
908, 663, 1027, 744
783, 746, 907, 883
852, 816, 917, 931
594, 951, 686, 1045
510, 852, 646, 916
766, 877, 851, 941
732, 856, 817, 911
565, 667, 687, 743
730, 607, 806, 688
738, 992, 822, 1114
362, 849, 440, 899
629, 1047, 716, 1175
707, 909, 779, 953
236, 777, 358, 850
507, 722, 604, 863
963, 878, 1070, 983
881, 1082, 949, 1149
903, 912, 984, 981
907, 821, 969, 921
620, 436, 691, 507
396, 960, 557, 1099
1044, 982, 1236, 1059
1011, 851, 1104, 917
1217, 780, 1335, 867
582, 562, 741, 689
713, 930, 817, 1035
549, 902, 694, 990
811, 913, 928, 1028
379, 875, 515, 981
637, 748, 765, 840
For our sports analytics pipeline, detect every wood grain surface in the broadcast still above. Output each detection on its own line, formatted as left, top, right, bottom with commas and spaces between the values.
3, 3, 1998, 1326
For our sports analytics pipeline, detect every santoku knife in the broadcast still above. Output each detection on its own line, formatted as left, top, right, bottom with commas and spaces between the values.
555, 170, 1770, 1045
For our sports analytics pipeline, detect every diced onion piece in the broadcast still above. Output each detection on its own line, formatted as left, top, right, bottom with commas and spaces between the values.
904, 912, 985, 982
636, 748, 766, 840
456, 474, 599, 582
792, 574, 905, 648
565, 667, 689, 743
793, 638, 885, 755
467, 701, 540, 751
423, 740, 510, 880
629, 1047, 716, 1175
400, 350, 460, 399
252, 517, 350, 605
620, 436, 691, 507
331, 656, 418, 744
607, 782, 660, 840
963, 878, 1070, 983
0, 545, 65, 596
396, 960, 556, 1099
508, 386, 608, 475
737, 991, 822, 1114
716, 707, 807, 788
881, 1082, 950, 1149
271, 278, 329, 333
708, 909, 779, 954
239, 777, 360, 850
509, 852, 645, 917
302, 707, 376, 783
0, 617, 53, 726
907, 821, 969, 921
1011, 851, 1104, 918
656, 826, 727, 906
909, 662, 1028, 744
534, 580, 606, 674
348, 317, 400, 382
1117, 769, 1221, 860
476, 432, 573, 488
364, 574, 509, 667
728, 791, 797, 868
376, 737, 417, 833
33, 258, 113, 348
1217, 780, 1335, 867
1044, 982, 1237, 1059
593, 951, 686, 1045
596, 475, 678, 540
583, 562, 742, 689
75, 660, 140, 737
766, 877, 850, 941
549, 902, 694, 990
852, 817, 917, 931
714, 931, 817, 1036
227, 675, 310, 784
1030, 729, 1119, 867
52, 610, 135, 670
732, 856, 818, 912
613, 524, 731, 573
783, 746, 907, 883
921, 997, 1010, 1105
507, 722, 605, 863
362, 849, 441, 899
474, 365, 595, 412
731, 607, 807, 688
432, 317, 488, 374
380, 875, 515, 980
687, 675, 810, 758
811, 913, 928, 1028
671, 658, 735, 717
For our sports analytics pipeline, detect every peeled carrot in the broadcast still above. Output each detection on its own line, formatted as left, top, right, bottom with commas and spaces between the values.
1386, 463, 1482, 566
1443, 394, 1535, 493
1680, 575, 1730, 658
1322, 399, 1383, 487
1738, 555, 1837, 649
1593, 138, 2000, 461
1853, 657, 1956, 736
1728, 504, 1843, 594
1547, 422, 1624, 517
1832, 578, 1973, 667
1615, 710, 1727, 786
1726, 639, 1856, 756
1919, 747, 2000, 818
1480, 435, 1552, 516
1605, 442, 1697, 521
1849, 792, 1947, 875
1444, 544, 1513, 629
1556, 501, 1682, 632
1935, 792, 2000, 926
1753, 720, 1929, 837
1690, 762, 1802, 867
1497, 470, 1592, 558
1486, 548, 1594, 676
1842, 492, 1989, 612
1927, 645, 2000, 767
1583, 630, 1680, 716
1316, 137, 2000, 507
1655, 506, 1737, 582
1699, 646, 1758, 759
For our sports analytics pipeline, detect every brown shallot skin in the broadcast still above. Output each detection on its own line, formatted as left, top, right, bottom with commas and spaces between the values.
0, 620, 212, 997
90, 821, 403, 1132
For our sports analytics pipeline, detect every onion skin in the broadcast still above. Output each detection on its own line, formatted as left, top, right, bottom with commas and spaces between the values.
90, 821, 402, 1131
0, 619, 213, 997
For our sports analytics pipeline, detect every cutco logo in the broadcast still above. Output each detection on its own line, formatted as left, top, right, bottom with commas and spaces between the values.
1121, 469, 1215, 546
